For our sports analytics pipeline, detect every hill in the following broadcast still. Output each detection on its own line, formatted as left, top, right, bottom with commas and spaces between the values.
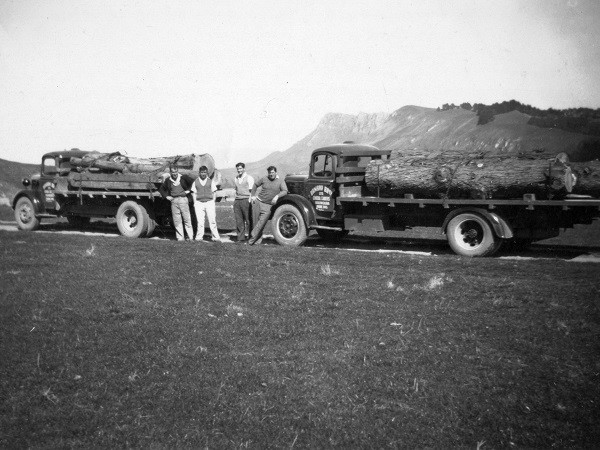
0, 158, 39, 206
219, 105, 600, 184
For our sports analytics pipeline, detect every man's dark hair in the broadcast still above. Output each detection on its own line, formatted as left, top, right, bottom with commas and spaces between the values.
199, 165, 208, 172
236, 162, 245, 169
267, 166, 277, 172
169, 164, 178, 171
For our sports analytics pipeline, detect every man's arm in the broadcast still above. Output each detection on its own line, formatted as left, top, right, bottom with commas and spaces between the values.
182, 175, 193, 196
211, 179, 218, 201
279, 180, 288, 197
270, 179, 288, 205
158, 179, 170, 199
247, 175, 255, 202
250, 177, 262, 197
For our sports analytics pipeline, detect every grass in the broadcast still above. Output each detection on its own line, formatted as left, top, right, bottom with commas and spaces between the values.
1, 230, 599, 448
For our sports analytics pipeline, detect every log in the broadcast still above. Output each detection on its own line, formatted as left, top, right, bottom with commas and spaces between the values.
571, 161, 600, 197
365, 156, 575, 199
70, 153, 217, 177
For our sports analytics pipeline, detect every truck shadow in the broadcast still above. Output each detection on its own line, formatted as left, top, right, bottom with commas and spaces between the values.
303, 233, 600, 261
28, 220, 600, 261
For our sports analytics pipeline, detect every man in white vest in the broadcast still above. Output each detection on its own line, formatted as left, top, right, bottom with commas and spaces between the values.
191, 166, 221, 242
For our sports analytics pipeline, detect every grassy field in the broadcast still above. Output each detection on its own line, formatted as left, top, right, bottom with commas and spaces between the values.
1, 223, 599, 448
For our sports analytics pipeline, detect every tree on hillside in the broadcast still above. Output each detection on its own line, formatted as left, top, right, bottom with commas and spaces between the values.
442, 100, 600, 135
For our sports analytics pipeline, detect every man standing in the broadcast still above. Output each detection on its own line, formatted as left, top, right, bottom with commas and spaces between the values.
233, 162, 254, 243
248, 166, 288, 245
159, 164, 194, 241
192, 165, 221, 242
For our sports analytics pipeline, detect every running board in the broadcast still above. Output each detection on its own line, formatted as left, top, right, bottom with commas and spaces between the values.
311, 225, 343, 231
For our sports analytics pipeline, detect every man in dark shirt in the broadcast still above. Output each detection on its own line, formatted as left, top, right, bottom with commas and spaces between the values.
159, 165, 194, 241
248, 166, 288, 245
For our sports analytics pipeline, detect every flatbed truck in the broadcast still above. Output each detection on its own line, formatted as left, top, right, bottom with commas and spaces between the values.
266, 142, 600, 256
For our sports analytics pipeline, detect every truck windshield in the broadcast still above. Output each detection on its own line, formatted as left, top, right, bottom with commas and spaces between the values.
42, 157, 57, 175
312, 154, 335, 178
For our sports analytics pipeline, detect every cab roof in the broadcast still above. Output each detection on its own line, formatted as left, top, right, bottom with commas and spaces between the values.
312, 142, 391, 158
42, 149, 92, 160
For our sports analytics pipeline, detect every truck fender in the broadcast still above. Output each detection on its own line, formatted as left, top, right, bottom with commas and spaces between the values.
12, 190, 45, 214
272, 194, 318, 228
441, 208, 513, 239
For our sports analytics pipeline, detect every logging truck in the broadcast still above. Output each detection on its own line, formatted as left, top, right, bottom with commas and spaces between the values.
267, 142, 600, 256
12, 149, 213, 238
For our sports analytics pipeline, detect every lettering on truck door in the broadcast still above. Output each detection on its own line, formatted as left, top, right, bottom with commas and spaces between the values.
40, 156, 59, 211
307, 152, 336, 218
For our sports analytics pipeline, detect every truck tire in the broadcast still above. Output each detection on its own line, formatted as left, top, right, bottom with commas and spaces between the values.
272, 204, 308, 246
67, 216, 90, 228
316, 228, 349, 242
14, 197, 40, 231
446, 213, 501, 257
144, 218, 157, 237
116, 201, 150, 238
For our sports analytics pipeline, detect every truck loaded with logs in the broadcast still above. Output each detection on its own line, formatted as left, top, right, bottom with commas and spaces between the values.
266, 142, 600, 256
12, 148, 222, 238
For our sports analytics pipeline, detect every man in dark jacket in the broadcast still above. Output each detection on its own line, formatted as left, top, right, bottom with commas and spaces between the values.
248, 166, 288, 245
159, 165, 194, 241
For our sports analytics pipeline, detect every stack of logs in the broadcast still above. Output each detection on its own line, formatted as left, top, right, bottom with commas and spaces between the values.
69, 151, 221, 184
365, 151, 600, 199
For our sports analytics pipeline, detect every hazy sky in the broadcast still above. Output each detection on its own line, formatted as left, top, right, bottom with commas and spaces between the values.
1, 0, 599, 166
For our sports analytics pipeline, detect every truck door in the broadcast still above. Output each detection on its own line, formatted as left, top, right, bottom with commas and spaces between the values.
306, 152, 337, 219
40, 156, 59, 211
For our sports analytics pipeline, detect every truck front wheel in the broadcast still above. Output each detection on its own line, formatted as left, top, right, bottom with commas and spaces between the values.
116, 201, 149, 238
272, 204, 308, 246
14, 197, 40, 231
446, 213, 501, 257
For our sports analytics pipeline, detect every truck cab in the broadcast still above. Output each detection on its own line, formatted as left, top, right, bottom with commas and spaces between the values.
13, 149, 89, 229
286, 142, 391, 220
273, 142, 391, 245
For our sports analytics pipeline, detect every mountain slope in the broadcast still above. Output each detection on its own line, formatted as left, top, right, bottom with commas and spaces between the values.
0, 158, 39, 206
221, 112, 390, 181
375, 106, 592, 158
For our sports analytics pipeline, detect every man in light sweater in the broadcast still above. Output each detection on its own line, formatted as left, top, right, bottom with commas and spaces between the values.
233, 162, 255, 243
158, 164, 194, 241
248, 166, 288, 245
191, 166, 221, 242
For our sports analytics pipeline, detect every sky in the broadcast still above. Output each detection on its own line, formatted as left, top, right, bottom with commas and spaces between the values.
1, 0, 599, 166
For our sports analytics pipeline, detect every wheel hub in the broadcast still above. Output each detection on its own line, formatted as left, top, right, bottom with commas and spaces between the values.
279, 214, 298, 238
125, 212, 138, 228
19, 206, 32, 223
461, 223, 482, 247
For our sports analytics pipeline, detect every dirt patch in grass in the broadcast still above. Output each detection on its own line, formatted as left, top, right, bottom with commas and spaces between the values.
1, 231, 599, 448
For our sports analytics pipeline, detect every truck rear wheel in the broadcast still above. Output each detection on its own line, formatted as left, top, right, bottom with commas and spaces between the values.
116, 201, 149, 238
14, 197, 40, 231
272, 204, 308, 246
446, 213, 501, 257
